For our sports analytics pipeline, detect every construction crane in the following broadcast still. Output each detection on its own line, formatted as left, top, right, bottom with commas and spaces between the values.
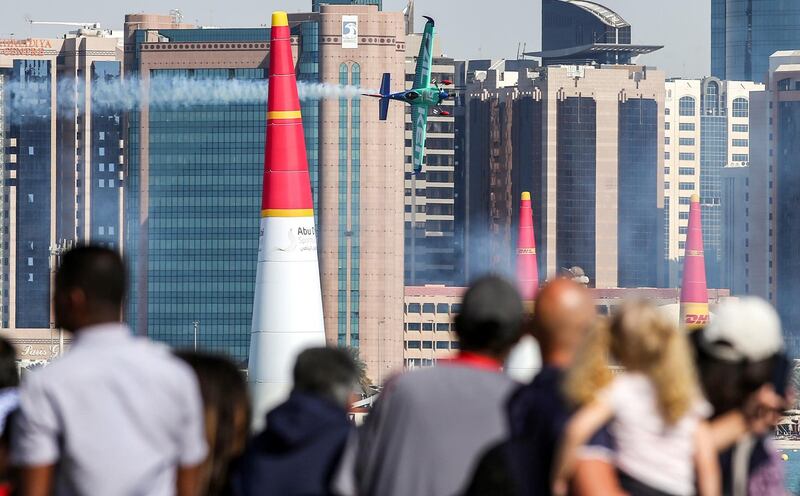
27, 19, 102, 30
27, 18, 118, 38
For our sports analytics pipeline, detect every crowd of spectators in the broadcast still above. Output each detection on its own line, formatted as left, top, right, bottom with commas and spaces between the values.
0, 246, 792, 495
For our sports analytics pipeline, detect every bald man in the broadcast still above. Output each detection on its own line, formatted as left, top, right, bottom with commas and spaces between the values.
466, 278, 623, 496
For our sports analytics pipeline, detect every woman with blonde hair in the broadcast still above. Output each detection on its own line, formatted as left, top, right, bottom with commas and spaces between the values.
553, 300, 720, 496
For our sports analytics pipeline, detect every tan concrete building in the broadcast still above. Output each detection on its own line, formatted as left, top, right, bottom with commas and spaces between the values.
0, 32, 122, 360
403, 285, 463, 368
404, 284, 732, 369
124, 6, 405, 382
314, 5, 406, 381
463, 63, 665, 288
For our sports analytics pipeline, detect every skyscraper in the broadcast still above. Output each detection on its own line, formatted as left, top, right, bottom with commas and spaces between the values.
404, 23, 456, 286
0, 33, 122, 350
759, 51, 800, 355
711, 0, 800, 83
124, 4, 405, 381
662, 78, 762, 288
461, 62, 665, 288
535, 0, 661, 66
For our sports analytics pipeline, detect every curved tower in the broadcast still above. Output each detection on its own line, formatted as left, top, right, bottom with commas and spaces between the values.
679, 194, 709, 330
248, 11, 326, 427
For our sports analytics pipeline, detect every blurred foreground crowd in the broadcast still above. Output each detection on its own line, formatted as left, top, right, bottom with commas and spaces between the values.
0, 246, 791, 496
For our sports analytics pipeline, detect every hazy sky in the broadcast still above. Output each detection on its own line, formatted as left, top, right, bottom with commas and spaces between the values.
1, 0, 710, 78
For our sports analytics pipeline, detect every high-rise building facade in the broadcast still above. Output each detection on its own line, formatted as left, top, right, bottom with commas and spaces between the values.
663, 78, 762, 288
534, 0, 661, 66
404, 26, 456, 285
0, 34, 122, 350
124, 5, 405, 380
759, 51, 800, 355
711, 0, 800, 83
461, 62, 665, 288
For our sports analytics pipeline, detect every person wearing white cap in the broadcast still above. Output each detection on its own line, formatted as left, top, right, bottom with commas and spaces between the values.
692, 297, 791, 496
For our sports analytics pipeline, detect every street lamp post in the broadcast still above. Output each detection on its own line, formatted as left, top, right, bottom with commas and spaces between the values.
192, 320, 199, 351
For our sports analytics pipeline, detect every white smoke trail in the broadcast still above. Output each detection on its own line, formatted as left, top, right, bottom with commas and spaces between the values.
6, 76, 372, 118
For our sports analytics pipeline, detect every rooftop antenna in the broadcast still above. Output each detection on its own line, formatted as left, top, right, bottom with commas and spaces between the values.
403, 0, 415, 35
170, 9, 183, 24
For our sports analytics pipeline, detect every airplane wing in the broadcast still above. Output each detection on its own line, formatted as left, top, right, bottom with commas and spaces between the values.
410, 103, 428, 174
413, 17, 435, 90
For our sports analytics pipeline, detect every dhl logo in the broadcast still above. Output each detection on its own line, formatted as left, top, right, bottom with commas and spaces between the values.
684, 314, 709, 325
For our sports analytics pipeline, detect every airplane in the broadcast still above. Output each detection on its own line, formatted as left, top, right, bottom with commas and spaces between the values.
363, 16, 457, 175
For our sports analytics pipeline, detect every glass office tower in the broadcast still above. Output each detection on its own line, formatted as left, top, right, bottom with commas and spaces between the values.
712, 0, 800, 82
125, 27, 312, 364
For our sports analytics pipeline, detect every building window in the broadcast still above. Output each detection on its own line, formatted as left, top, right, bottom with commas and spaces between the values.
679, 241, 686, 250
108, 226, 115, 236
679, 182, 695, 191
665, 152, 670, 160
98, 147, 105, 157
451, 341, 460, 349
436, 341, 449, 350
99, 163, 105, 172
436, 323, 449, 332
732, 139, 749, 147
679, 152, 695, 161
27, 274, 33, 283
98, 179, 105, 188
422, 323, 433, 331
28, 146, 34, 156
108, 179, 114, 188
732, 154, 749, 162
664, 181, 670, 189
27, 194, 33, 203
679, 137, 695, 146
27, 257, 33, 266
732, 98, 749, 118
407, 322, 420, 331
679, 212, 689, 219
422, 303, 435, 313
665, 107, 670, 115
732, 124, 748, 133
679, 96, 696, 116
679, 196, 691, 205
407, 303, 420, 313
422, 341, 433, 349
436, 303, 449, 313
407, 341, 421, 349
679, 123, 695, 131
665, 122, 670, 130
664, 167, 670, 175
679, 167, 695, 175
679, 227, 688, 234
99, 226, 105, 235
98, 131, 105, 140
109, 163, 115, 172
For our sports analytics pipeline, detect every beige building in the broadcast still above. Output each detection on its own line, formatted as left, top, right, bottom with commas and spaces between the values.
314, 5, 406, 381
403, 285, 732, 369
0, 32, 122, 360
403, 285, 463, 368
463, 63, 665, 288
663, 78, 762, 287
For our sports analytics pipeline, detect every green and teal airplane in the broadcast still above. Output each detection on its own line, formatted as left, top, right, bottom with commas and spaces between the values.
363, 16, 455, 175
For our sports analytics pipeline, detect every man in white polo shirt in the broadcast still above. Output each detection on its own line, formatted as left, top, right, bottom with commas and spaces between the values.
12, 246, 207, 496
